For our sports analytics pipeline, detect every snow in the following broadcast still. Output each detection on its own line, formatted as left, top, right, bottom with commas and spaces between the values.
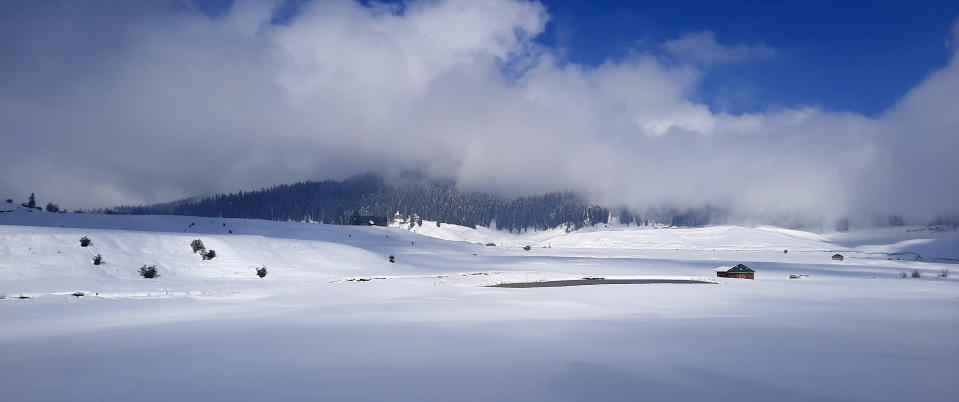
1, 211, 958, 401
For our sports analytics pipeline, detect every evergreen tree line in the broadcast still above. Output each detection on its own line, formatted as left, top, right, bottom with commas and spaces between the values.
102, 173, 726, 231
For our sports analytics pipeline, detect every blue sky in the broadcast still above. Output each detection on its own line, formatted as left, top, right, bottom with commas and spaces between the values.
534, 0, 959, 116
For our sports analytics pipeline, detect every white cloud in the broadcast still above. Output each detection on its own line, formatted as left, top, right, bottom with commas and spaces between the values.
0, 0, 955, 224
663, 31, 777, 65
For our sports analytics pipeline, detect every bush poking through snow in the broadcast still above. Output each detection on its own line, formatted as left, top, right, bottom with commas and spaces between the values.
256, 266, 267, 278
139, 265, 158, 278
191, 239, 205, 253
911, 270, 921, 278
201, 249, 217, 260
93, 254, 102, 265
939, 269, 950, 278
388, 255, 395, 263
900, 272, 908, 278
79, 236, 91, 247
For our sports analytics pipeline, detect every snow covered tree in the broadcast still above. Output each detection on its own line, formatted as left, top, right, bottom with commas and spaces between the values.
139, 265, 158, 278
79, 236, 91, 247
45, 202, 59, 212
190, 239, 205, 253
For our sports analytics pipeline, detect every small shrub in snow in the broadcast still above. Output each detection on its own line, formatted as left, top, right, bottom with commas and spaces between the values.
911, 270, 921, 278
939, 269, 949, 278
79, 236, 91, 247
139, 265, 158, 278
190, 239, 205, 253
201, 249, 216, 260
93, 254, 102, 265
900, 272, 908, 278
388, 255, 395, 263
256, 266, 267, 278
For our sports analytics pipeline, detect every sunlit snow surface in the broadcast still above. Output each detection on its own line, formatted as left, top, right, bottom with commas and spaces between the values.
1, 211, 958, 401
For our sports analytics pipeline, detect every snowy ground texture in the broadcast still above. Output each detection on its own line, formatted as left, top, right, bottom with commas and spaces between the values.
2, 211, 958, 401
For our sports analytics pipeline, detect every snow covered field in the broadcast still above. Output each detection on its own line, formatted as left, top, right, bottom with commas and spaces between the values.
2, 211, 958, 401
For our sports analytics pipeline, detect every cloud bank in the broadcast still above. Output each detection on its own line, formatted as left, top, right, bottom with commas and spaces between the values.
0, 0, 956, 224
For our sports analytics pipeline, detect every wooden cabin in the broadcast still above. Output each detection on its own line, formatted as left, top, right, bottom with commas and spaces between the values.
715, 264, 755, 279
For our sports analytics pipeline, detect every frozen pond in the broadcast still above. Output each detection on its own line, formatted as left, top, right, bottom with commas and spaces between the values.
489, 278, 714, 288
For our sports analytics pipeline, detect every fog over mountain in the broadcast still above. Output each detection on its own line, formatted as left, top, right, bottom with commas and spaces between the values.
1, 0, 957, 225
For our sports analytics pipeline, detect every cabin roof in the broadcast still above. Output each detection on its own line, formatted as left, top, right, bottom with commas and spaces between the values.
715, 264, 755, 273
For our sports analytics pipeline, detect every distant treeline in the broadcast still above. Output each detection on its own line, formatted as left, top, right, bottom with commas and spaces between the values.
101, 173, 722, 231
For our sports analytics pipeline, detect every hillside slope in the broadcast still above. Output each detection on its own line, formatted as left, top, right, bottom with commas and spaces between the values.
2, 211, 958, 402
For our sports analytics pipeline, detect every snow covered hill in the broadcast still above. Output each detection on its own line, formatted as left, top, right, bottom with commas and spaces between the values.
2, 211, 957, 402
402, 218, 959, 260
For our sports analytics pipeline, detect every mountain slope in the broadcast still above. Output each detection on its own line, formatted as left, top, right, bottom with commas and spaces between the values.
104, 173, 613, 231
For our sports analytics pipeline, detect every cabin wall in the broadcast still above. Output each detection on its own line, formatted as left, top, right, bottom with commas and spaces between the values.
716, 272, 754, 279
